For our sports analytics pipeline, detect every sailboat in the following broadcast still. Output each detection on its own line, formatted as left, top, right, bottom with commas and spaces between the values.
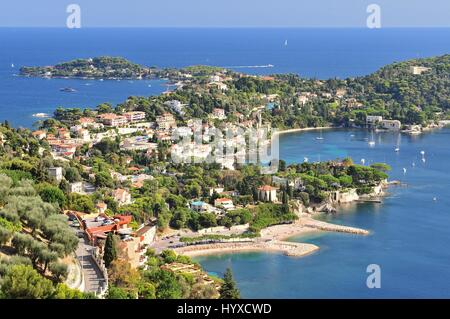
11, 63, 15, 68
284, 40, 288, 46
394, 133, 401, 152
368, 130, 375, 146
316, 129, 324, 140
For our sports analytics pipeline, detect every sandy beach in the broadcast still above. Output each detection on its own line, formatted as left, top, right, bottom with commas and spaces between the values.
271, 126, 338, 137
174, 217, 369, 258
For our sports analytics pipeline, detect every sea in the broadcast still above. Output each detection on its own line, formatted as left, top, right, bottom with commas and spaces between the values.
0, 27, 449, 298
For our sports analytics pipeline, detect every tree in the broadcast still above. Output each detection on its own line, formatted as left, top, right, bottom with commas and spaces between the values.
107, 286, 132, 299
0, 265, 54, 299
138, 282, 156, 299
38, 185, 66, 207
0, 226, 12, 246
64, 167, 82, 183
103, 232, 117, 268
108, 259, 141, 294
52, 283, 96, 299
219, 268, 240, 299
49, 262, 68, 282
160, 249, 177, 264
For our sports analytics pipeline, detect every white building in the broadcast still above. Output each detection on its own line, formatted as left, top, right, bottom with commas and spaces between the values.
48, 167, 63, 182
258, 185, 278, 202
366, 115, 383, 125
123, 111, 146, 122
69, 181, 83, 193
381, 120, 401, 131
410, 66, 431, 75
164, 100, 185, 115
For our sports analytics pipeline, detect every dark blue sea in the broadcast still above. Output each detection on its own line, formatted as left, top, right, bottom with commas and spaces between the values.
1, 28, 450, 127
1, 28, 450, 298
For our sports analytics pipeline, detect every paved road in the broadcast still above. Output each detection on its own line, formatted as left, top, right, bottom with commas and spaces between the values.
75, 235, 106, 294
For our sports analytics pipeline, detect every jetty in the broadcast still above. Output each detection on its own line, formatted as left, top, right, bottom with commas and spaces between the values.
302, 218, 369, 235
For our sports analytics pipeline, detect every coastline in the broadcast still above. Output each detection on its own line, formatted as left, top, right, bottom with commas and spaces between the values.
272, 126, 338, 137
174, 217, 369, 258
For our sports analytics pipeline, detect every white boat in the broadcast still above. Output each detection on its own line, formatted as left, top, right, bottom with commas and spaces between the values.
395, 147, 400, 152
368, 131, 375, 146
32, 113, 50, 118
316, 129, 324, 140
284, 40, 288, 46
11, 63, 14, 68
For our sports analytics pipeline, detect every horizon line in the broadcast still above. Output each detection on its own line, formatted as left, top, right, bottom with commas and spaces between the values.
1, 26, 450, 29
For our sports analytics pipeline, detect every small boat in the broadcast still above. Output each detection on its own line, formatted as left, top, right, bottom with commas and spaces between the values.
99, 78, 104, 82
403, 168, 407, 174
267, 64, 274, 67
394, 147, 400, 152
32, 113, 50, 118
303, 157, 309, 163
420, 150, 425, 156
316, 129, 324, 140
284, 40, 288, 46
11, 63, 15, 68
368, 141, 375, 146
361, 158, 366, 165
60, 87, 77, 93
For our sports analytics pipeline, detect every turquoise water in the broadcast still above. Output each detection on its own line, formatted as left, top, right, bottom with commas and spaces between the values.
196, 129, 450, 298
2, 28, 450, 127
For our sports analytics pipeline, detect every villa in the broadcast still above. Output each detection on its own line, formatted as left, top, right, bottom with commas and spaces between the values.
156, 113, 177, 131
258, 185, 278, 202
214, 198, 234, 210
97, 113, 128, 127
123, 111, 146, 122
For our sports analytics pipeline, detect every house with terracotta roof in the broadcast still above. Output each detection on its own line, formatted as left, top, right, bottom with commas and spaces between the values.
97, 113, 128, 127
258, 185, 278, 202
214, 198, 234, 210
85, 214, 133, 245
32, 130, 47, 140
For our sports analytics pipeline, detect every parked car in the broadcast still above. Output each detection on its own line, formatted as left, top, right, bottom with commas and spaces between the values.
95, 216, 106, 222
102, 220, 114, 226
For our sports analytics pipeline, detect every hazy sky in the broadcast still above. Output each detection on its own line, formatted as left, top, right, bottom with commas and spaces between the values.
0, 0, 449, 27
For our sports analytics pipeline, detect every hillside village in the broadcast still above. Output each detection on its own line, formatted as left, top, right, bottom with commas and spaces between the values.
1, 54, 449, 298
